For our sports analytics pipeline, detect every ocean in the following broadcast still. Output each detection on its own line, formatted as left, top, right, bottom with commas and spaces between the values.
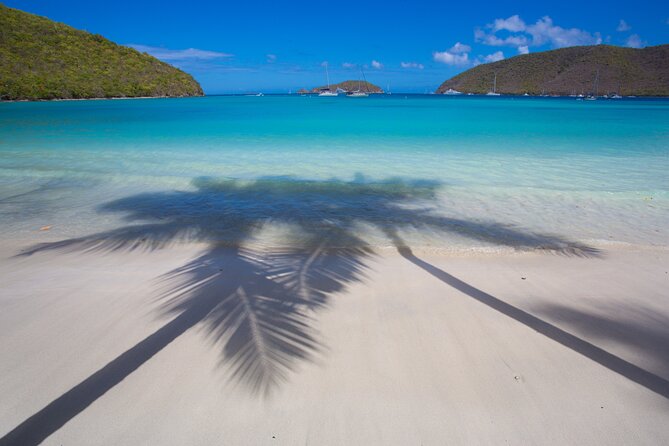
1, 95, 667, 253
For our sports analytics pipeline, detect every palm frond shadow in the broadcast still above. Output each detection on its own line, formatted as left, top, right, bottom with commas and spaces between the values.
155, 241, 372, 396
2, 175, 610, 446
18, 175, 601, 394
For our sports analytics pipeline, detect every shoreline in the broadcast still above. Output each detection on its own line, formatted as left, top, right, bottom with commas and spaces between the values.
3, 235, 668, 263
0, 94, 204, 104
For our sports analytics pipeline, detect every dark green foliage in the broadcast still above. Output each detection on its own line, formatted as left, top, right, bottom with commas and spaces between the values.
436, 44, 669, 96
0, 4, 203, 100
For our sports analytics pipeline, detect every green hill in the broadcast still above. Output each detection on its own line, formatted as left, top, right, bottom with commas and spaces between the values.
0, 4, 203, 100
436, 44, 669, 96
313, 80, 383, 93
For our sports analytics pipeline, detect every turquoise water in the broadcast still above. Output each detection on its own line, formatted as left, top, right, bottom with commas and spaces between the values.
1, 95, 668, 252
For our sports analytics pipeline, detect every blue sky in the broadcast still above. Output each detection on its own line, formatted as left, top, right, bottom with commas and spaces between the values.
5, 0, 668, 93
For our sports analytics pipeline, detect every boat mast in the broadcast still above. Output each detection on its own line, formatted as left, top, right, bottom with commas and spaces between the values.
325, 62, 331, 90
493, 72, 497, 94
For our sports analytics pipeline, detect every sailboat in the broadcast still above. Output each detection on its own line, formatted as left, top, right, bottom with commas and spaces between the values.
318, 62, 338, 96
585, 69, 599, 100
486, 73, 501, 96
347, 68, 369, 97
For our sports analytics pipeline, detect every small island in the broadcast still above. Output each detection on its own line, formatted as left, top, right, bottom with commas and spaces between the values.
436, 44, 669, 96
0, 4, 203, 101
298, 80, 383, 94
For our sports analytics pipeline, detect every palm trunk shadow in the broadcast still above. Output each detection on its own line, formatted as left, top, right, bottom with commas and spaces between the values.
0, 242, 367, 446
395, 245, 669, 400
0, 287, 225, 446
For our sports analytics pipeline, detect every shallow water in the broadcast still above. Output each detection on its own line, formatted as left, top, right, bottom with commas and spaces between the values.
1, 95, 667, 252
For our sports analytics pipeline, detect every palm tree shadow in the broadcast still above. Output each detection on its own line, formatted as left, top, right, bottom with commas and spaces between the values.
16, 175, 601, 393
155, 241, 372, 395
3, 175, 605, 446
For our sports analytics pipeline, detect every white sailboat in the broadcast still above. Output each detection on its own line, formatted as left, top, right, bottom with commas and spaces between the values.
486, 73, 501, 96
585, 69, 599, 100
318, 62, 338, 96
347, 69, 369, 97
444, 88, 463, 95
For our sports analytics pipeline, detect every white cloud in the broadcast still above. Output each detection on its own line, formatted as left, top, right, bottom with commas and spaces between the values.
400, 61, 424, 69
449, 42, 472, 53
472, 51, 506, 66
616, 20, 631, 32
433, 50, 469, 66
526, 16, 602, 47
433, 41, 472, 66
491, 15, 526, 32
625, 34, 644, 48
342, 62, 355, 68
483, 51, 505, 63
475, 16, 601, 50
127, 44, 232, 61
518, 45, 529, 54
371, 60, 383, 69
476, 31, 529, 47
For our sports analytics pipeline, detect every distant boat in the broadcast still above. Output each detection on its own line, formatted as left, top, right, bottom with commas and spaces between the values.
585, 69, 600, 100
610, 83, 623, 99
523, 92, 530, 96
444, 88, 463, 95
486, 73, 501, 96
318, 62, 338, 96
347, 68, 369, 97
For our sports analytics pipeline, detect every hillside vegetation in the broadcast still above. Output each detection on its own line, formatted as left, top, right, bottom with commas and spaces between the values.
0, 4, 203, 100
436, 44, 669, 96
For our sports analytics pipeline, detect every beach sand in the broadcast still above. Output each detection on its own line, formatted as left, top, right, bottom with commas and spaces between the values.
0, 241, 668, 445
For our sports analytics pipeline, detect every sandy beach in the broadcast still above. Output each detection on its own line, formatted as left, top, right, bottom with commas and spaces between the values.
1, 240, 667, 445
2, 1, 669, 443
